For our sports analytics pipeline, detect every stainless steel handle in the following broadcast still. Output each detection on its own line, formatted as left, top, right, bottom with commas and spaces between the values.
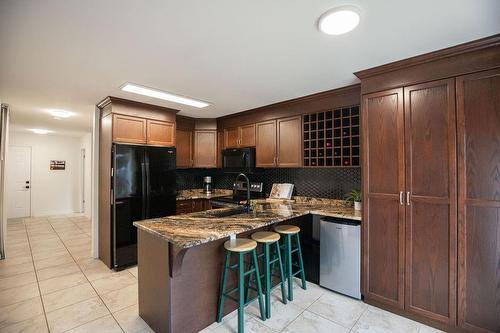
399, 191, 404, 205
407, 192, 410, 205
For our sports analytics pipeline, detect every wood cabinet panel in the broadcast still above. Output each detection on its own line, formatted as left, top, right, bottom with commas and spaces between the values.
239, 123, 256, 147
256, 120, 277, 167
277, 116, 302, 167
362, 89, 405, 309
194, 130, 217, 168
147, 120, 175, 146
365, 91, 404, 194
457, 68, 500, 333
112, 114, 147, 144
176, 129, 193, 168
404, 79, 457, 324
224, 124, 256, 148
224, 127, 239, 148
366, 197, 404, 307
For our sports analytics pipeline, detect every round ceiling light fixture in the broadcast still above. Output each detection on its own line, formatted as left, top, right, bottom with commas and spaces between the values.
318, 6, 360, 35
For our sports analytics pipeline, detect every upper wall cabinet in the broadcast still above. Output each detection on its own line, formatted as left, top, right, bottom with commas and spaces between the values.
277, 116, 302, 167
224, 123, 256, 148
256, 120, 277, 167
176, 117, 218, 168
100, 97, 178, 148
255, 116, 302, 168
147, 120, 175, 146
194, 130, 217, 168
112, 114, 147, 144
176, 129, 193, 168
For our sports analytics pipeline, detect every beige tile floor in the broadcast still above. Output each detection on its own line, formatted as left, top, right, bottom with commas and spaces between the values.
1, 215, 443, 333
1, 215, 149, 333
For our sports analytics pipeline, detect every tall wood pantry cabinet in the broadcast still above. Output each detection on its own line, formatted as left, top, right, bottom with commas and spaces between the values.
356, 35, 500, 333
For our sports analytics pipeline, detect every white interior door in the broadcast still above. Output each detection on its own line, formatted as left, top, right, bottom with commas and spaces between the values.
7, 146, 31, 218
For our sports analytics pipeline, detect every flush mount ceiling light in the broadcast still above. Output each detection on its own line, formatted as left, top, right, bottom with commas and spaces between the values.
47, 109, 75, 119
318, 6, 360, 35
29, 128, 53, 135
121, 83, 210, 108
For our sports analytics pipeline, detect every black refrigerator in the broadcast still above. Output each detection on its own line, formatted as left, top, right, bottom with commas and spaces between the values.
112, 144, 176, 269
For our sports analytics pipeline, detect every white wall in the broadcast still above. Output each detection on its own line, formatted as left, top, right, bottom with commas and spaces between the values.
8, 131, 88, 217
80, 133, 92, 218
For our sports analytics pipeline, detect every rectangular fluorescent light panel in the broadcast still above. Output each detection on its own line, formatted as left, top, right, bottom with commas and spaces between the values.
121, 83, 210, 108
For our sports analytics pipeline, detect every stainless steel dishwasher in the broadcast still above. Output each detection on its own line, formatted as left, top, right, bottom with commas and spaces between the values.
320, 217, 361, 299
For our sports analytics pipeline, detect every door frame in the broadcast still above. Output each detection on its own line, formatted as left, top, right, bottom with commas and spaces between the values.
7, 145, 33, 219
80, 148, 86, 214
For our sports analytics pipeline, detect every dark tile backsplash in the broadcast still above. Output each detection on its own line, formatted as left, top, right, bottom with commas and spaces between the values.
176, 167, 361, 199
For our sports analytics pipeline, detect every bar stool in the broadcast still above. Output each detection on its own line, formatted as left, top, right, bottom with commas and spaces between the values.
250, 231, 287, 319
217, 238, 265, 333
274, 225, 307, 301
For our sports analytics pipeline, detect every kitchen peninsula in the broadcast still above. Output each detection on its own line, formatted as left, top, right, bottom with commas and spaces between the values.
133, 198, 361, 333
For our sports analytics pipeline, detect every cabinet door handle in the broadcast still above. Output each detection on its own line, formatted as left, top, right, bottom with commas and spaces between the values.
407, 192, 410, 205
399, 191, 404, 205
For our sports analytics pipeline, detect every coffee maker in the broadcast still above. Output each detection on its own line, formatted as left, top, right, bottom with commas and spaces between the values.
203, 176, 213, 194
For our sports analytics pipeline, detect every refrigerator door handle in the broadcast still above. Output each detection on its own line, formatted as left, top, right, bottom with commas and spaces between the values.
141, 162, 147, 219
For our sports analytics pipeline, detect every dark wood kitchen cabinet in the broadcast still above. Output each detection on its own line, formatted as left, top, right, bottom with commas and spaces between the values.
362, 88, 405, 310
256, 116, 302, 167
362, 82, 457, 325
176, 117, 218, 169
176, 129, 193, 168
147, 119, 175, 146
357, 35, 500, 332
112, 114, 147, 144
456, 68, 500, 333
112, 114, 175, 146
256, 120, 277, 167
277, 116, 302, 167
193, 130, 217, 168
224, 123, 256, 148
403, 79, 457, 325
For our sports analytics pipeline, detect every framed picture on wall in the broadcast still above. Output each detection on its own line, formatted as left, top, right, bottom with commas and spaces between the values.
50, 160, 65, 170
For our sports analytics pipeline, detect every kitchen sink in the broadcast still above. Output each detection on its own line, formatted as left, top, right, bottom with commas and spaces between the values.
205, 206, 248, 218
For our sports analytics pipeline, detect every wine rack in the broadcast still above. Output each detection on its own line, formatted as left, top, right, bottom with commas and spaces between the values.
303, 105, 360, 167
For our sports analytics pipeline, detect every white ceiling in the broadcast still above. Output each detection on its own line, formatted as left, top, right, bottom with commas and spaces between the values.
1, 0, 499, 136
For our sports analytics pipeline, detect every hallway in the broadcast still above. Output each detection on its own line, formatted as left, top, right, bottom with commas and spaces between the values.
0, 215, 149, 333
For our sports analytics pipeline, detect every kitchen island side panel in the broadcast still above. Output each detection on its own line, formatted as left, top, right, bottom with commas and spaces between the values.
138, 229, 172, 333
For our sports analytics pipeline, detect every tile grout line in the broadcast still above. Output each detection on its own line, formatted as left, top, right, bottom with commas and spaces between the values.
46, 216, 127, 333
24, 218, 52, 333
347, 305, 368, 333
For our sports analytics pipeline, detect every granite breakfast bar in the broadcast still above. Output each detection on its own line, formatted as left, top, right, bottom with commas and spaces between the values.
133, 198, 361, 333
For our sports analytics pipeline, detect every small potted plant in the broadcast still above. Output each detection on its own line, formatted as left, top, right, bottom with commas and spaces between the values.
345, 189, 362, 211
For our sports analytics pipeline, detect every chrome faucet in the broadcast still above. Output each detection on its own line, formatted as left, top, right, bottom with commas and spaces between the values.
235, 173, 251, 212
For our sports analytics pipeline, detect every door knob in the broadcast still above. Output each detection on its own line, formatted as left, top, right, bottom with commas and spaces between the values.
25, 186, 30, 189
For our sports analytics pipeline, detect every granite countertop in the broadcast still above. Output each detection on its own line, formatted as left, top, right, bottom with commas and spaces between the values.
176, 189, 233, 201
134, 197, 362, 249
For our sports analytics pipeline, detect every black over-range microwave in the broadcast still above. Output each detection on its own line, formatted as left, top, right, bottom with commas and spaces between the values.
222, 147, 256, 173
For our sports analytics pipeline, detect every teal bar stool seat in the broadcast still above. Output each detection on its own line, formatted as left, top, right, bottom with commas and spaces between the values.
250, 231, 287, 319
217, 238, 265, 333
274, 225, 307, 301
